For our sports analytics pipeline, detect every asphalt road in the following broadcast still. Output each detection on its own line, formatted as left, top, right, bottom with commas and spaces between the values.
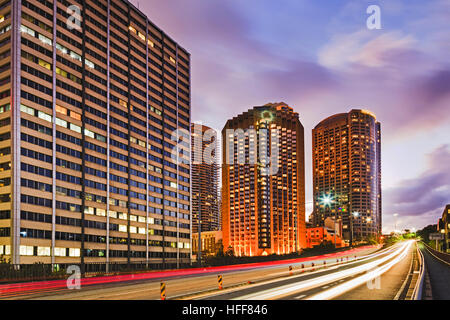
419, 243, 450, 300
1, 245, 380, 300
190, 241, 414, 300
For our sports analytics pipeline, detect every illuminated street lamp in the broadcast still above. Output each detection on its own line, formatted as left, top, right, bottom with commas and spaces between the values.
351, 211, 359, 246
320, 194, 334, 207
393, 213, 399, 233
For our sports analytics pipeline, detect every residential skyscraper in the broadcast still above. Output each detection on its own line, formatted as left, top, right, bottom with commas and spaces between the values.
312, 109, 381, 243
222, 103, 306, 256
0, 0, 191, 271
191, 124, 220, 233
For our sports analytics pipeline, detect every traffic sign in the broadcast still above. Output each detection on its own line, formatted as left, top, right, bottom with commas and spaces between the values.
429, 233, 444, 240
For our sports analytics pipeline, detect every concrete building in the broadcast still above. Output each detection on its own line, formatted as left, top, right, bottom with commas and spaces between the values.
306, 226, 345, 249
438, 204, 449, 253
0, 0, 191, 271
222, 102, 306, 256
312, 109, 381, 243
192, 230, 223, 257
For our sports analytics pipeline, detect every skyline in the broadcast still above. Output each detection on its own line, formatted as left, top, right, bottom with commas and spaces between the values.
132, 0, 450, 233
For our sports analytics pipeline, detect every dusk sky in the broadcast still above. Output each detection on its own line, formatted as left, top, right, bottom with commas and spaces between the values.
131, 0, 450, 233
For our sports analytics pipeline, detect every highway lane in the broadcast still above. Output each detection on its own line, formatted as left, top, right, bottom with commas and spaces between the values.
419, 242, 450, 300
190, 241, 414, 300
1, 245, 380, 300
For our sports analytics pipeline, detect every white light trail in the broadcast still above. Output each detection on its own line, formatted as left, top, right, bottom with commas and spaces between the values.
232, 241, 411, 300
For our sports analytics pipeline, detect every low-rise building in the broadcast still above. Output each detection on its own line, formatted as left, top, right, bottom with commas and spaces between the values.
306, 226, 345, 248
438, 204, 449, 253
192, 231, 223, 257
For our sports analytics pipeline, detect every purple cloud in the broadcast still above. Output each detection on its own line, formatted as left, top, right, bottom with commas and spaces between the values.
384, 144, 450, 218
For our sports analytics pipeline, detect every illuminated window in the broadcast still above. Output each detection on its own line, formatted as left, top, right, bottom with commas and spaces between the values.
20, 104, 34, 116
20, 245, 33, 256
20, 24, 35, 37
39, 34, 52, 45
56, 67, 67, 77
85, 59, 95, 69
84, 128, 95, 138
69, 248, 80, 257
119, 99, 128, 108
55, 117, 67, 128
38, 111, 52, 122
39, 59, 52, 70
70, 111, 81, 121
56, 105, 67, 115
70, 51, 82, 61
54, 247, 66, 257
70, 123, 81, 133
108, 210, 117, 218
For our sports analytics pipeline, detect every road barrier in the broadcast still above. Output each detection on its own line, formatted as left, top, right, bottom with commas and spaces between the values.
160, 282, 166, 300
412, 244, 425, 300
422, 242, 450, 265
289, 265, 293, 275
311, 262, 315, 271
301, 264, 304, 272
218, 275, 223, 290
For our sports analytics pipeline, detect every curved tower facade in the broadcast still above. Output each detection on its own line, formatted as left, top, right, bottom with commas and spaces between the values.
312, 109, 381, 242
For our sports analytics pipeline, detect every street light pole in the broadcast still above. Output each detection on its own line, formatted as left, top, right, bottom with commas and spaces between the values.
393, 213, 398, 233
351, 212, 359, 247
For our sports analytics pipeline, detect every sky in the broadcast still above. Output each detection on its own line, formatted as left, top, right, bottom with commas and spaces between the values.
131, 0, 450, 233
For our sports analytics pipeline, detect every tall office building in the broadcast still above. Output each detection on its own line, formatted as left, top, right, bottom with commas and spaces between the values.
312, 109, 381, 242
222, 103, 306, 256
0, 0, 191, 271
191, 124, 219, 233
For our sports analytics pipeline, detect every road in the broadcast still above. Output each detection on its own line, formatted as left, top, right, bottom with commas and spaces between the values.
189, 241, 415, 300
0, 242, 420, 300
418, 242, 450, 300
0, 245, 379, 300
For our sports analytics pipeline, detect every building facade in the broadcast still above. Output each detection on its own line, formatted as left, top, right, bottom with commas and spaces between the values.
438, 204, 449, 253
312, 109, 381, 243
191, 124, 220, 233
306, 226, 345, 249
0, 0, 191, 271
192, 230, 222, 257
222, 102, 306, 256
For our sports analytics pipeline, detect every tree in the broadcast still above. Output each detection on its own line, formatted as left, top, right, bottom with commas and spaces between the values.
416, 224, 437, 245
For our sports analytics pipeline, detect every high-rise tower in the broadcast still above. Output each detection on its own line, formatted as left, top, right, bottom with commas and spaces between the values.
312, 109, 381, 242
191, 124, 220, 233
0, 0, 191, 271
222, 103, 306, 256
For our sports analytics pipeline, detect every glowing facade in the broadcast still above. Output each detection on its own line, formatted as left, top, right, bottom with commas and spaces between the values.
222, 103, 306, 256
312, 109, 381, 242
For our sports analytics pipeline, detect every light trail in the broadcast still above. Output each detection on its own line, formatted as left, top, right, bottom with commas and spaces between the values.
0, 245, 377, 298
306, 241, 413, 300
231, 241, 411, 300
